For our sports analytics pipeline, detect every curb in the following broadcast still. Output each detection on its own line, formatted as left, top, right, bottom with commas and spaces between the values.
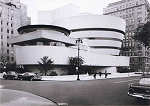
41, 75, 140, 82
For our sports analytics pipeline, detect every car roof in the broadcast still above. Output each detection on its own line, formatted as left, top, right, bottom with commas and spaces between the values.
142, 74, 150, 78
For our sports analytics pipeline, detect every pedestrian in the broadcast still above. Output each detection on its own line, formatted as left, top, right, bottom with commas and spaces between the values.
2, 71, 6, 79
93, 73, 96, 79
105, 70, 108, 78
99, 72, 102, 77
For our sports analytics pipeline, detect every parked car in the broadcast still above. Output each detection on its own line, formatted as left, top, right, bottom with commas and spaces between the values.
128, 74, 150, 99
17, 73, 24, 80
3, 71, 18, 80
18, 72, 42, 81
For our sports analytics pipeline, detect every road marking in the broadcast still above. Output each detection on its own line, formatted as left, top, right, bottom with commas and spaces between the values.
113, 79, 139, 84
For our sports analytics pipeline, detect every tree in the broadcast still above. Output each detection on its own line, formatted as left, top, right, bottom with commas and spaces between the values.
38, 56, 54, 76
133, 22, 150, 73
68, 56, 84, 75
133, 22, 150, 47
0, 55, 8, 72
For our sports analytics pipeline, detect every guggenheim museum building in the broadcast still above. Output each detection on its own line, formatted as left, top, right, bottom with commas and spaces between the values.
9, 14, 129, 75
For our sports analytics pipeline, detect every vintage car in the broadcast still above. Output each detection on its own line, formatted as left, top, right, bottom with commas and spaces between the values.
3, 71, 18, 80
18, 72, 42, 81
128, 74, 150, 99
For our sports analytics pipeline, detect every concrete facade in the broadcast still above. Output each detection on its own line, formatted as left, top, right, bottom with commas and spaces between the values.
9, 15, 129, 75
0, 0, 30, 63
103, 0, 150, 72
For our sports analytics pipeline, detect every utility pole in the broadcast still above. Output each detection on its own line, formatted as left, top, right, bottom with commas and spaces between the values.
76, 38, 82, 80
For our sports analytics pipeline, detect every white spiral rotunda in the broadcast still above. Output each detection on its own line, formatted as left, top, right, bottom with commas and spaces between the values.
9, 15, 129, 74
53, 15, 125, 56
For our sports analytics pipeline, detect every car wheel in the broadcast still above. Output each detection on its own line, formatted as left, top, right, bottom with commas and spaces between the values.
4, 76, 8, 80
30, 77, 34, 81
135, 97, 148, 102
12, 76, 16, 80
3, 75, 6, 79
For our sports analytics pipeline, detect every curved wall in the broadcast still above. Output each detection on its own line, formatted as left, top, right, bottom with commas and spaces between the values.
86, 40, 122, 48
89, 48, 120, 55
15, 46, 129, 67
70, 31, 124, 40
9, 30, 67, 44
52, 15, 125, 55
52, 15, 126, 31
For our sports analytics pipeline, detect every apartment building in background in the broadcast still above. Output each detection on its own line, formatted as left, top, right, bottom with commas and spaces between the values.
38, 4, 81, 25
103, 0, 150, 72
0, 0, 30, 63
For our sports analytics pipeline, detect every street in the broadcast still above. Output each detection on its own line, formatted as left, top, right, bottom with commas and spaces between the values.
0, 76, 149, 106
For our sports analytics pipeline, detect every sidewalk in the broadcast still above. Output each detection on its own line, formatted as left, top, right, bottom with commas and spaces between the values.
41, 72, 141, 81
0, 72, 141, 81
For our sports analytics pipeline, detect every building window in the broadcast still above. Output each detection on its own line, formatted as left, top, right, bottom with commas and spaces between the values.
7, 56, 9, 61
7, 49, 9, 54
11, 30, 13, 34
11, 57, 14, 61
1, 35, 3, 39
11, 10, 14, 15
137, 11, 142, 15
49, 42, 61, 46
137, 7, 142, 10
7, 43, 9, 47
137, 17, 142, 23
37, 42, 43, 45
7, 29, 9, 33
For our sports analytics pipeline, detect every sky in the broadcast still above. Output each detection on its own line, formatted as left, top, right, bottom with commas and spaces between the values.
20, 0, 149, 24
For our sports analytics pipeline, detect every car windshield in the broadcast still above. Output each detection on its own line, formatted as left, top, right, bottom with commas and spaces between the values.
24, 72, 35, 76
7, 71, 16, 75
142, 74, 150, 78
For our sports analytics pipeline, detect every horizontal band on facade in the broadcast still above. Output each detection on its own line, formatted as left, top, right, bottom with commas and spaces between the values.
87, 37, 122, 42
71, 28, 125, 35
90, 46, 120, 50
18, 25, 70, 36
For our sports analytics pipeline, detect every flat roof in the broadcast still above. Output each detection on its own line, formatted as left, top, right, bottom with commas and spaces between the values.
18, 25, 70, 36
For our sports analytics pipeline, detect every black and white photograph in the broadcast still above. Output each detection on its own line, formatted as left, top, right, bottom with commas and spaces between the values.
1, 0, 150, 106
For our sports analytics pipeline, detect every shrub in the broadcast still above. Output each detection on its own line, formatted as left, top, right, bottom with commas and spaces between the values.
117, 67, 134, 73
49, 71, 57, 76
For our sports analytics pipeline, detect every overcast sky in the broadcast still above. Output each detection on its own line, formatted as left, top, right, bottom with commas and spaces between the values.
20, 0, 150, 24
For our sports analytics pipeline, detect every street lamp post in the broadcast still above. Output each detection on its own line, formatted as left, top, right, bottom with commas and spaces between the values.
76, 38, 82, 80
128, 67, 130, 77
